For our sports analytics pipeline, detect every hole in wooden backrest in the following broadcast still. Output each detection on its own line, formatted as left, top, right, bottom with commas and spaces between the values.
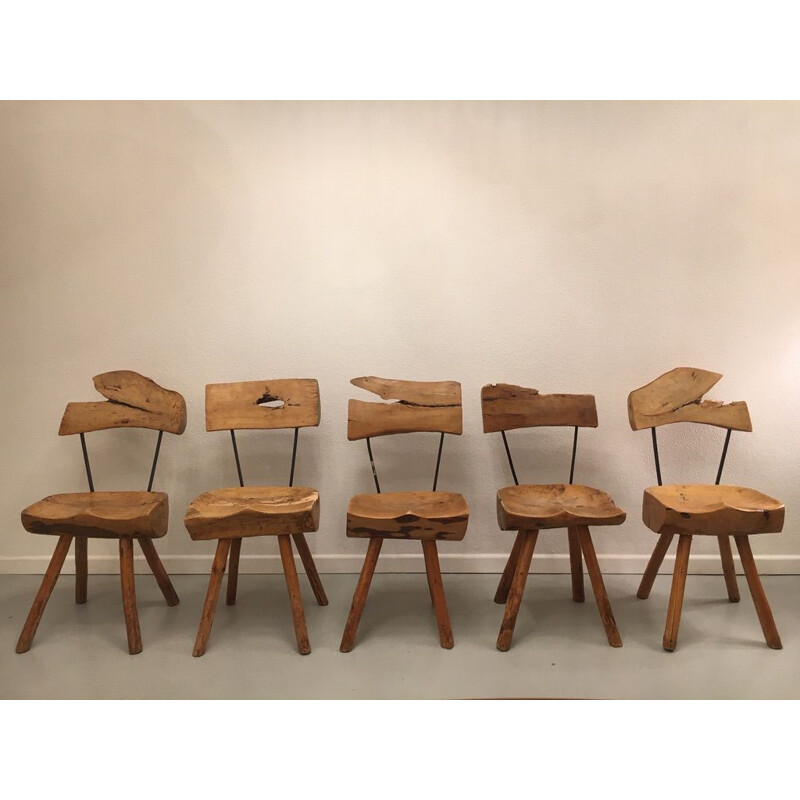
256, 391, 285, 409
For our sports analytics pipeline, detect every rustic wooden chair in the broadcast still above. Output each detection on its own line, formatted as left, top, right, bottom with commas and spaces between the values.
629, 367, 785, 651
482, 384, 625, 651
185, 378, 327, 656
340, 377, 469, 652
16, 371, 185, 655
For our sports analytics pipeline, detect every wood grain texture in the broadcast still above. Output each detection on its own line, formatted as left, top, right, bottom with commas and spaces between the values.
184, 487, 320, 540
21, 492, 169, 539
205, 379, 320, 431
496, 530, 537, 651
347, 376, 462, 439
421, 540, 454, 649
278, 534, 311, 654
59, 370, 187, 435
119, 537, 142, 655
340, 538, 383, 652
193, 538, 230, 657
628, 367, 751, 431
346, 491, 469, 540
734, 535, 782, 649
663, 534, 692, 651
16, 534, 73, 653
496, 484, 626, 530
642, 485, 784, 536
577, 526, 622, 647
481, 384, 598, 432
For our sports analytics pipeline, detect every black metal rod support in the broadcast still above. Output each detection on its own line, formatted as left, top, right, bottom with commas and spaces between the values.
569, 426, 578, 485
500, 430, 519, 486
230, 429, 245, 487
289, 427, 299, 487
432, 432, 445, 491
651, 427, 663, 486
366, 437, 381, 493
715, 428, 732, 485
146, 430, 164, 492
79, 432, 95, 492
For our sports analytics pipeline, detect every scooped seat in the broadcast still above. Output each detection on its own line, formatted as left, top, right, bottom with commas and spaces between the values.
21, 491, 169, 539
496, 484, 626, 530
347, 491, 469, 540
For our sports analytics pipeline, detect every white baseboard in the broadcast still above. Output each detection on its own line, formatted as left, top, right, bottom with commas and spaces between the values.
1, 553, 800, 575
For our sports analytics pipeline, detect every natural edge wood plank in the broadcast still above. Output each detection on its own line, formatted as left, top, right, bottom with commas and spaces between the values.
481, 384, 598, 432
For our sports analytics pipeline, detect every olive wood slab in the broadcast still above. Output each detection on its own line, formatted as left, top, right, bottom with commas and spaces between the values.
481, 384, 597, 432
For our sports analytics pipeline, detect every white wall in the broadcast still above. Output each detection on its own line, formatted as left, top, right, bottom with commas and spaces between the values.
1, 101, 799, 575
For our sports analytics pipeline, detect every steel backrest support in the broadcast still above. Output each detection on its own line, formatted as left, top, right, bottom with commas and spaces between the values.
649, 426, 733, 487
79, 428, 165, 493
500, 426, 580, 486
364, 431, 447, 494
229, 426, 301, 488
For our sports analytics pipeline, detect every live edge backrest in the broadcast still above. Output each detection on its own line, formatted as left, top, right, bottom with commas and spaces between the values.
347, 377, 462, 440
59, 370, 187, 436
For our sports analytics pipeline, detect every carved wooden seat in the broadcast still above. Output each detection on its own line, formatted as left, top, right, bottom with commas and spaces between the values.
497, 484, 626, 530
187, 379, 327, 657
185, 487, 320, 539
23, 492, 169, 539
347, 491, 468, 540
340, 377, 469, 652
16, 371, 186, 655
630, 367, 785, 651
482, 383, 624, 650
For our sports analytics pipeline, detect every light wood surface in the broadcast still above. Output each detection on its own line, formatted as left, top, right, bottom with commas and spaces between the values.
347, 376, 462, 440
291, 533, 329, 606
119, 537, 142, 654
481, 384, 598, 432
636, 532, 674, 599
340, 538, 383, 652
59, 370, 187, 436
346, 491, 469, 540
628, 367, 751, 431
421, 540, 454, 649
184, 486, 320, 540
663, 534, 692, 651
138, 538, 179, 606
642, 484, 784, 536
278, 534, 311, 654
21, 492, 169, 539
205, 378, 320, 431
496, 530, 537, 651
193, 538, 231, 657
576, 526, 622, 647
496, 484, 626, 530
734, 535, 782, 649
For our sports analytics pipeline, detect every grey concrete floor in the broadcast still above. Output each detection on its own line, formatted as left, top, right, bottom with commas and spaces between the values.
1, 572, 798, 699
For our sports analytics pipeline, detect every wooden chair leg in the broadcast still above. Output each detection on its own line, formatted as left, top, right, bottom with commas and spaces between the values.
494, 531, 523, 604
138, 538, 179, 606
663, 534, 692, 652
717, 535, 740, 603
16, 534, 73, 653
193, 539, 230, 657
637, 532, 674, 599
734, 535, 782, 649
340, 538, 383, 653
292, 533, 328, 606
226, 537, 242, 606
577, 527, 622, 647
119, 537, 142, 655
278, 534, 311, 654
421, 539, 454, 649
75, 535, 87, 604
496, 530, 537, 651
567, 527, 584, 603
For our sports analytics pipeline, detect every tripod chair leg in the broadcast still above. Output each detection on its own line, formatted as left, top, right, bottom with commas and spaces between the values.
577, 527, 622, 647
278, 534, 311, 654
663, 534, 692, 652
421, 539, 454, 649
75, 536, 87, 604
119, 537, 142, 655
340, 538, 383, 652
494, 531, 523, 604
717, 535, 740, 603
567, 527, 585, 602
138, 537, 179, 606
292, 533, 328, 606
193, 539, 231, 657
637, 533, 674, 599
16, 534, 73, 653
734, 535, 782, 649
496, 530, 537, 651
226, 537, 242, 606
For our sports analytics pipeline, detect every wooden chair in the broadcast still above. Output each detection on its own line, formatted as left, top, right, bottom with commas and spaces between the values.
482, 383, 625, 651
340, 377, 469, 651
16, 371, 185, 655
185, 378, 327, 656
629, 367, 785, 651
